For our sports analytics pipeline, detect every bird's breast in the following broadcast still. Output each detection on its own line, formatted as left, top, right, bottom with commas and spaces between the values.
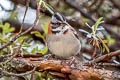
46, 32, 81, 58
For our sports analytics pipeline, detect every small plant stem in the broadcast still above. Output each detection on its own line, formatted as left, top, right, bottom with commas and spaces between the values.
91, 42, 97, 60
19, 0, 30, 33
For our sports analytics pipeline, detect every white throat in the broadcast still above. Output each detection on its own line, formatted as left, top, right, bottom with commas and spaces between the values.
52, 25, 69, 35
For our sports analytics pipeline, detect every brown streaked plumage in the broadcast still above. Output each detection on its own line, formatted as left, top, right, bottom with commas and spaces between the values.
48, 24, 53, 34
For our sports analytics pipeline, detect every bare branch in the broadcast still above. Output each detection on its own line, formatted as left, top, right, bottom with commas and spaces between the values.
0, 2, 41, 51
0, 67, 36, 77
19, 0, 30, 33
4, 39, 25, 64
7, 56, 120, 80
96, 63, 120, 67
85, 50, 120, 64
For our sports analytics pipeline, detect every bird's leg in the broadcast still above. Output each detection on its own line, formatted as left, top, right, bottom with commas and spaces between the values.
67, 56, 78, 67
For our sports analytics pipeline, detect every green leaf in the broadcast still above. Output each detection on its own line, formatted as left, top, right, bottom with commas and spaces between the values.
0, 33, 2, 39
0, 38, 8, 43
31, 48, 36, 53
36, 72, 42, 79
0, 51, 3, 56
2, 23, 15, 34
45, 5, 54, 14
102, 40, 108, 43
36, 46, 39, 52
97, 35, 110, 53
9, 27, 15, 32
94, 17, 104, 33
42, 24, 48, 36
47, 78, 51, 80
31, 31, 44, 39
79, 29, 90, 34
44, 2, 54, 14
37, 0, 41, 3
107, 35, 115, 46
17, 36, 25, 43
0, 32, 9, 43
3, 23, 10, 33
102, 47, 105, 53
38, 47, 48, 54
23, 43, 31, 47
0, 22, 3, 28
22, 49, 28, 53
82, 17, 89, 23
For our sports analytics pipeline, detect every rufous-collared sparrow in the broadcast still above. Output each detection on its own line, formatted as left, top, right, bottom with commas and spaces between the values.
46, 12, 81, 59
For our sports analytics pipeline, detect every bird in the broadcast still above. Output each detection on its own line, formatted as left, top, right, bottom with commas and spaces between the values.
46, 12, 81, 59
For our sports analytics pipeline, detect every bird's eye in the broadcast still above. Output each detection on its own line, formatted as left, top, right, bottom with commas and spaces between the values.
57, 23, 61, 25
51, 22, 60, 26
51, 22, 56, 25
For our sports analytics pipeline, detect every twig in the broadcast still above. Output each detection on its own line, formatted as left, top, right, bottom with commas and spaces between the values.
4, 39, 25, 64
85, 50, 120, 65
0, 2, 41, 51
0, 67, 36, 77
0, 54, 12, 59
11, 0, 52, 16
3, 20, 43, 33
96, 63, 120, 67
19, 0, 30, 33
0, 0, 29, 51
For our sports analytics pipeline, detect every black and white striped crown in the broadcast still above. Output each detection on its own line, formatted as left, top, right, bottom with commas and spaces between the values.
51, 12, 66, 24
